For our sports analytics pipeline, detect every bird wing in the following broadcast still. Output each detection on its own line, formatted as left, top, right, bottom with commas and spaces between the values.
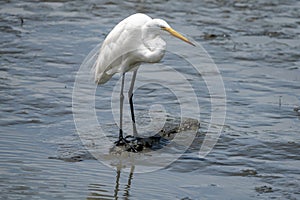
93, 13, 152, 84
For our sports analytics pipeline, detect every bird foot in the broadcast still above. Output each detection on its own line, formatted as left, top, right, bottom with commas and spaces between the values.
115, 136, 138, 152
114, 135, 162, 152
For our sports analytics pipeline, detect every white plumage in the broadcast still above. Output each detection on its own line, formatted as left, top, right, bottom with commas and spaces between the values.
93, 13, 193, 84
92, 13, 194, 147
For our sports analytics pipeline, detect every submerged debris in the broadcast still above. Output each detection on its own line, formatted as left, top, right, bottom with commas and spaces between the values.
293, 106, 300, 113
48, 152, 95, 162
255, 185, 274, 194
110, 118, 200, 153
50, 118, 200, 161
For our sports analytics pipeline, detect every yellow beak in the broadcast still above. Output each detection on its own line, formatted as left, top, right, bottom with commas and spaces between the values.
163, 27, 195, 46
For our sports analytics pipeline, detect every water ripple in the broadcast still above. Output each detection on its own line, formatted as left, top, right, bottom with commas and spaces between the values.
1, 0, 299, 199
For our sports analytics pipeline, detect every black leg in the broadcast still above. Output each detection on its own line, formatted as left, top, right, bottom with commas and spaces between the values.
115, 72, 138, 152
128, 70, 138, 137
118, 128, 123, 141
129, 93, 135, 123
118, 73, 125, 142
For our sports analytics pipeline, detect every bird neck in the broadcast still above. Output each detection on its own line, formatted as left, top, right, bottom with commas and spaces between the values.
142, 26, 166, 52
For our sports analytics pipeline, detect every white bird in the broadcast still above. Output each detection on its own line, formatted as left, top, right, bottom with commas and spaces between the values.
93, 13, 194, 148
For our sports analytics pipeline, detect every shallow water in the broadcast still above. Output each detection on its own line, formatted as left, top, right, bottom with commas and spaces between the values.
1, 0, 300, 199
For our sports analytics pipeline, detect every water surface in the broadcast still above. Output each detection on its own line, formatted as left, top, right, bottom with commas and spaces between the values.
1, 0, 299, 199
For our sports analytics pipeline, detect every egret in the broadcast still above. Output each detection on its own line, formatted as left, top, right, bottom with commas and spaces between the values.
93, 13, 195, 147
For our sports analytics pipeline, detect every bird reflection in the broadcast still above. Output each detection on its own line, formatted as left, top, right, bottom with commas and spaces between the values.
114, 165, 135, 200
86, 165, 135, 200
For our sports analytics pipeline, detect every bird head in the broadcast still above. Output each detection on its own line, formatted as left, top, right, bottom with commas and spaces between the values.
149, 19, 195, 46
